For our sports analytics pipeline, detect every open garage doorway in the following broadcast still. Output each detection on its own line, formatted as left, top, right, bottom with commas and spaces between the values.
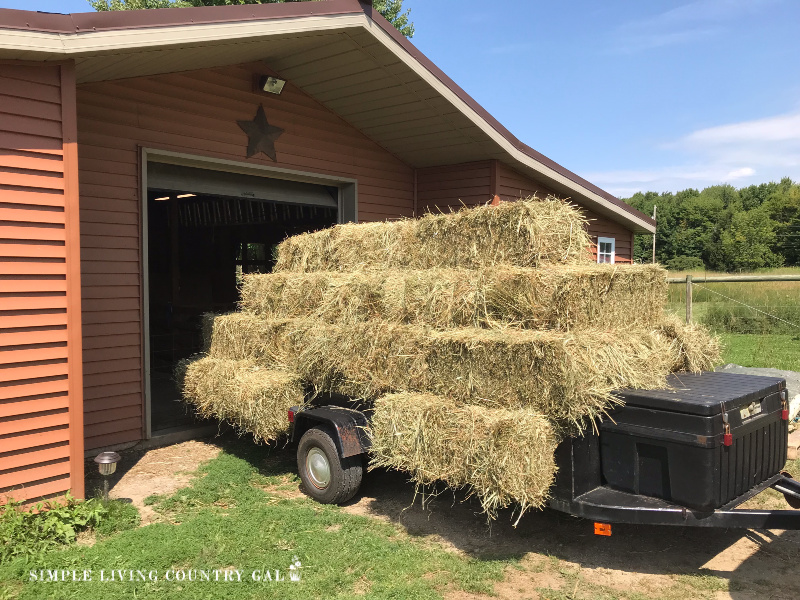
144, 158, 348, 435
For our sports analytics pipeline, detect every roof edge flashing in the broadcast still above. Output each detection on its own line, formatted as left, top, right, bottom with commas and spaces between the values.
0, 1, 654, 232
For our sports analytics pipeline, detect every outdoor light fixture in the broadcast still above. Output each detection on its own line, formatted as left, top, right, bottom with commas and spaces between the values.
259, 75, 286, 95
94, 451, 121, 502
176, 193, 196, 198
154, 196, 170, 201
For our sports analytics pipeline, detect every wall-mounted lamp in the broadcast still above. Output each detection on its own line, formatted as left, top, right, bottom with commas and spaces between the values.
259, 75, 286, 95
94, 451, 121, 502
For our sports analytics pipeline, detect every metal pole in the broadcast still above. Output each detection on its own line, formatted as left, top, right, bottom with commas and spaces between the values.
652, 205, 657, 264
667, 274, 800, 283
103, 478, 109, 502
686, 274, 693, 323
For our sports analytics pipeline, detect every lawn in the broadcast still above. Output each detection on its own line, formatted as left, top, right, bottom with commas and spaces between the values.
0, 444, 509, 600
719, 333, 800, 371
664, 267, 800, 371
2, 440, 799, 600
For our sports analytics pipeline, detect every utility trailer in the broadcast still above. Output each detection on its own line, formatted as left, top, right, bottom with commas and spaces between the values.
287, 371, 800, 531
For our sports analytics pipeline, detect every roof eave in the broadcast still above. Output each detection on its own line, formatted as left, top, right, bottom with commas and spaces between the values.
0, 1, 655, 234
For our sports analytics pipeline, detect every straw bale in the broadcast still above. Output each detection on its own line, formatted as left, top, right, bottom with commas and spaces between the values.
368, 392, 559, 519
182, 355, 305, 443
656, 315, 721, 372
273, 197, 591, 272
200, 312, 219, 353
240, 264, 667, 331
208, 314, 679, 427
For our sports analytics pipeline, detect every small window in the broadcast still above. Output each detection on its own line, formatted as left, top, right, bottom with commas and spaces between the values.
597, 237, 615, 264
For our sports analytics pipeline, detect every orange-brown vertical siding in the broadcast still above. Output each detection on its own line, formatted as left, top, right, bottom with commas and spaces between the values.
0, 62, 84, 503
76, 63, 414, 450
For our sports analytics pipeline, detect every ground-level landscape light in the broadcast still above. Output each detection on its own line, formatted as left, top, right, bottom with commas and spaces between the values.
94, 451, 121, 501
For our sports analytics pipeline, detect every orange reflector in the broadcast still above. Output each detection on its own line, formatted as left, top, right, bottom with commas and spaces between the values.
594, 522, 612, 536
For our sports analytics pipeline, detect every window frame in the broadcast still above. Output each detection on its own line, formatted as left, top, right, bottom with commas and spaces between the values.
597, 236, 616, 264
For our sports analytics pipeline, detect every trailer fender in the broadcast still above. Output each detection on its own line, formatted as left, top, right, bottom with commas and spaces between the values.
291, 406, 370, 459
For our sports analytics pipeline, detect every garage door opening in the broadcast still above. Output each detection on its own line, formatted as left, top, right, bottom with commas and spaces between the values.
145, 162, 340, 434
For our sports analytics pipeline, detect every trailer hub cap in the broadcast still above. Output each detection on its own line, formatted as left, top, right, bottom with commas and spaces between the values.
306, 448, 331, 489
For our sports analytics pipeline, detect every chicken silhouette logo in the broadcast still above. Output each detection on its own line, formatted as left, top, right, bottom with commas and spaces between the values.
289, 557, 301, 582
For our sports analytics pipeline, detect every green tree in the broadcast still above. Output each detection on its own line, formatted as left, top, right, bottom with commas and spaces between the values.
89, 0, 415, 37
718, 206, 783, 271
624, 178, 799, 271
766, 180, 800, 265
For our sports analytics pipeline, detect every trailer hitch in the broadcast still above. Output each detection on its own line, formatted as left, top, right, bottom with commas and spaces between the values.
774, 472, 800, 509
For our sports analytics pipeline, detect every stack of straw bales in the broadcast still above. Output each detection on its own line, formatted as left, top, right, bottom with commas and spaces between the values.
181, 196, 720, 519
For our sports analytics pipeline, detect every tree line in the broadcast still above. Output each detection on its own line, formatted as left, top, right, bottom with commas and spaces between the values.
89, 0, 415, 37
623, 178, 800, 272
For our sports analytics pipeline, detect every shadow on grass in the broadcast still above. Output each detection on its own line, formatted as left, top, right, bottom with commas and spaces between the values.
220, 435, 800, 598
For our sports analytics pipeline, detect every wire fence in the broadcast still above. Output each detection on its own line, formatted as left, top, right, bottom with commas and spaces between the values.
666, 276, 800, 336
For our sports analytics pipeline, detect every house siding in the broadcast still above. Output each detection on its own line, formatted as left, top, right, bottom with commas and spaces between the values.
0, 62, 84, 503
76, 62, 414, 450
416, 161, 494, 213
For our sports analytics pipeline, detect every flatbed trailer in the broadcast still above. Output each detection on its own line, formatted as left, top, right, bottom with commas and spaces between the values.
287, 372, 800, 531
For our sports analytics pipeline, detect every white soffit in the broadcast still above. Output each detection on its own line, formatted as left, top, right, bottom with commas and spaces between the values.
0, 11, 654, 233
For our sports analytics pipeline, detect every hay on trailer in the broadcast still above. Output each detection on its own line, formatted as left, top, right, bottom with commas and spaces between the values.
656, 315, 721, 372
273, 196, 592, 273
182, 355, 305, 443
240, 264, 668, 331
368, 392, 559, 520
208, 313, 682, 428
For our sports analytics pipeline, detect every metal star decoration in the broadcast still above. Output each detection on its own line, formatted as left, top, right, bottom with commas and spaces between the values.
237, 105, 284, 161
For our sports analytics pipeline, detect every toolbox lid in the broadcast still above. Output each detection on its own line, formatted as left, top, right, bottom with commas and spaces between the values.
613, 371, 785, 416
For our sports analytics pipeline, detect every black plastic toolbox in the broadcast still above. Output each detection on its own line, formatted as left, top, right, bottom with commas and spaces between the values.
600, 372, 789, 512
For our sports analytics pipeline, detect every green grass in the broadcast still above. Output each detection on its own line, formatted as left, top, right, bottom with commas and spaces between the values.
0, 496, 138, 566
667, 278, 800, 335
719, 333, 800, 371
663, 267, 800, 370
0, 442, 509, 600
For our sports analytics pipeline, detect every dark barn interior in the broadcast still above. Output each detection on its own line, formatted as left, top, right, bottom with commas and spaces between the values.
146, 166, 338, 432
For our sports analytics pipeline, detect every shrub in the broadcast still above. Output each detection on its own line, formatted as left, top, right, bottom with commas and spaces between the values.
0, 494, 137, 564
666, 255, 705, 271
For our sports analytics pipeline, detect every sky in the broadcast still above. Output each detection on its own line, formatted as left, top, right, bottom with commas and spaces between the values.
2, 0, 799, 198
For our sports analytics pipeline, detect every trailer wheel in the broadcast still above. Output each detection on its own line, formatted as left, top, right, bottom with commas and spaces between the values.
297, 427, 362, 504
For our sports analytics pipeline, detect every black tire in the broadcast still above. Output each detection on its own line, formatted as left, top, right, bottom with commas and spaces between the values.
297, 427, 362, 504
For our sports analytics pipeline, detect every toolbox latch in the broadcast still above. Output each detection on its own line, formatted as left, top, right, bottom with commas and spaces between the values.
721, 402, 733, 447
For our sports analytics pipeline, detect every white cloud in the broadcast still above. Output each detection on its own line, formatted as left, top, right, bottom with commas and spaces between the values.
584, 108, 800, 196
611, 0, 779, 53
683, 112, 800, 145
727, 167, 756, 179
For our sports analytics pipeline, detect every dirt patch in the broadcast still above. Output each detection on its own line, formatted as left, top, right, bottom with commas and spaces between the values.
84, 438, 800, 599
85, 440, 221, 525
341, 466, 800, 600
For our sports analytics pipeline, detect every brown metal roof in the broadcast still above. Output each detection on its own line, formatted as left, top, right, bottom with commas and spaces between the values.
0, 0, 654, 229
0, 1, 362, 33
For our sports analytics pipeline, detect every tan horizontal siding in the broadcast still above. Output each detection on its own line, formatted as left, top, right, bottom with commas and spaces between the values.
0, 63, 83, 504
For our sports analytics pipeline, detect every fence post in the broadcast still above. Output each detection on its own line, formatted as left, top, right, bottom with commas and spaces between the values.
685, 275, 693, 323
